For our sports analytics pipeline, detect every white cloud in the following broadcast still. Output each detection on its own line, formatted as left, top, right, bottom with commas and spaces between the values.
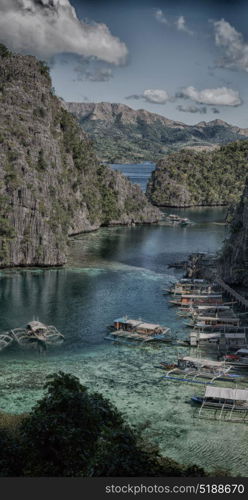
177, 104, 207, 114
176, 16, 193, 35
77, 67, 113, 82
0, 0, 128, 64
126, 89, 169, 104
179, 86, 241, 106
213, 18, 248, 72
143, 89, 169, 104
154, 9, 168, 25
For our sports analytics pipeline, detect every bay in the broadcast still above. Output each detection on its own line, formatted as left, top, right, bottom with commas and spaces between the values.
1, 164, 246, 476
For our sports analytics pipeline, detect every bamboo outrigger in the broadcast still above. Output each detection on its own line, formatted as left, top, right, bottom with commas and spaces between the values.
160, 356, 242, 384
0, 321, 64, 353
193, 385, 248, 422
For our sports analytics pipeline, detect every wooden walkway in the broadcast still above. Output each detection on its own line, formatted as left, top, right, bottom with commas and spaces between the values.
216, 278, 248, 309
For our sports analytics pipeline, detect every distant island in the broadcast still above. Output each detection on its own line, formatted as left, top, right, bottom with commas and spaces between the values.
66, 101, 248, 164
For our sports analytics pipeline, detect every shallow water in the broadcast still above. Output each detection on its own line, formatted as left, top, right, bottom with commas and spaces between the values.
1, 165, 247, 476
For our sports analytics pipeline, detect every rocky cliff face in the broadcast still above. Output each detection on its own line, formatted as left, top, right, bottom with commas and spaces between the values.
66, 102, 248, 163
219, 180, 248, 286
0, 46, 160, 268
146, 141, 248, 207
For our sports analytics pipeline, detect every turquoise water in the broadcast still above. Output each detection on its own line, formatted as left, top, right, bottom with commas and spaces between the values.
110, 162, 155, 192
1, 165, 247, 476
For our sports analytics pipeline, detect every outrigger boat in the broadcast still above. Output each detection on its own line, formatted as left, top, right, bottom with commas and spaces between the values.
169, 293, 223, 307
166, 215, 192, 226
180, 218, 191, 226
160, 356, 242, 383
192, 386, 248, 422
223, 349, 248, 370
190, 326, 248, 348
106, 317, 172, 343
0, 321, 64, 353
177, 304, 232, 318
185, 312, 240, 328
164, 279, 214, 296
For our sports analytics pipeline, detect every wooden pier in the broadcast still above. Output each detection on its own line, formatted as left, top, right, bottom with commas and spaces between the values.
216, 278, 248, 310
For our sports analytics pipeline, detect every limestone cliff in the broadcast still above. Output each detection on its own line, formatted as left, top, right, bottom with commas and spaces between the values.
0, 45, 160, 267
146, 142, 248, 207
219, 179, 248, 286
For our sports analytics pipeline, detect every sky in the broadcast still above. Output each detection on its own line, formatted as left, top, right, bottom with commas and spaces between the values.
1, 0, 248, 126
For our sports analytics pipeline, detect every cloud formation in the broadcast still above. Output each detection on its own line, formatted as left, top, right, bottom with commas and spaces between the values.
178, 86, 241, 106
0, 0, 128, 64
154, 9, 168, 25
74, 60, 113, 82
176, 16, 193, 35
126, 89, 169, 104
213, 19, 248, 72
177, 104, 207, 114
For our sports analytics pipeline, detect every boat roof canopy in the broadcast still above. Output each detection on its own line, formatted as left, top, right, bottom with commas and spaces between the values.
114, 318, 163, 330
205, 386, 248, 401
225, 334, 246, 339
181, 294, 222, 298
198, 315, 237, 322
196, 305, 230, 310
182, 356, 224, 367
180, 279, 206, 283
27, 321, 47, 332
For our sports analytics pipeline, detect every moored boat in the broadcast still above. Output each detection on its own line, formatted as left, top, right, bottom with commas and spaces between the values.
192, 386, 248, 422
0, 321, 64, 353
223, 349, 248, 369
160, 356, 242, 382
107, 317, 172, 342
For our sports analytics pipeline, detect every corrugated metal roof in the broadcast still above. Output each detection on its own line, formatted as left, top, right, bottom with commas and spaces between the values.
198, 333, 220, 339
182, 356, 224, 367
225, 334, 246, 339
181, 294, 222, 298
205, 386, 248, 401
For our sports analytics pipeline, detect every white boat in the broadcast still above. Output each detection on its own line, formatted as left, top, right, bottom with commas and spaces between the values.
0, 321, 64, 353
107, 317, 172, 342
161, 356, 241, 383
193, 386, 248, 422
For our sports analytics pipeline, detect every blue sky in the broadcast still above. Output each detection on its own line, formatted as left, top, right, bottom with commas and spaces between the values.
1, 0, 248, 126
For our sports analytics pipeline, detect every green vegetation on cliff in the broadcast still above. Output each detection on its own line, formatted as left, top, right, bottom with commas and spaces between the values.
66, 102, 248, 164
0, 45, 160, 268
147, 140, 248, 207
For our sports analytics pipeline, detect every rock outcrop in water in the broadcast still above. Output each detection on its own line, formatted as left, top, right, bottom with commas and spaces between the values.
66, 101, 248, 163
146, 141, 248, 207
0, 45, 161, 268
219, 179, 248, 286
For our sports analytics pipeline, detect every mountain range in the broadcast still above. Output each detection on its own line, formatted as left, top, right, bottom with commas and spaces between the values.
66, 102, 248, 163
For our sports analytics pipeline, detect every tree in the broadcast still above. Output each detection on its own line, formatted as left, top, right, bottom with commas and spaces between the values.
0, 372, 207, 477
20, 371, 119, 476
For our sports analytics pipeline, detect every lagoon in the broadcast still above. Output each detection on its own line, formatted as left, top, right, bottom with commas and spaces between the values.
1, 165, 246, 475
